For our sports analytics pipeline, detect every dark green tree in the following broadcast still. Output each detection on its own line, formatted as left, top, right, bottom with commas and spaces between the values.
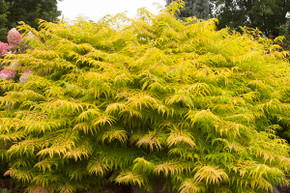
0, 0, 9, 42
166, 0, 210, 19
211, 0, 290, 36
0, 0, 61, 41
278, 17, 290, 50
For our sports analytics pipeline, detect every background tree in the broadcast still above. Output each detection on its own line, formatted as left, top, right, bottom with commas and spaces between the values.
211, 0, 290, 37
0, 0, 61, 42
278, 17, 290, 50
166, 0, 210, 19
0, 0, 9, 42
166, 0, 289, 38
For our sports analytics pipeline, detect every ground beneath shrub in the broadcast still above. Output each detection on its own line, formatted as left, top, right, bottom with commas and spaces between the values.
0, 178, 22, 193
0, 177, 290, 193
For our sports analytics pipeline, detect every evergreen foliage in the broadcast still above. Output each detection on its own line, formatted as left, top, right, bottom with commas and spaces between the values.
0, 1, 290, 192
278, 18, 290, 50
166, 0, 210, 19
0, 0, 9, 42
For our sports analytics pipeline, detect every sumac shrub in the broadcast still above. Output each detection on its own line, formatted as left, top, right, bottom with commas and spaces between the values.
0, 2, 289, 193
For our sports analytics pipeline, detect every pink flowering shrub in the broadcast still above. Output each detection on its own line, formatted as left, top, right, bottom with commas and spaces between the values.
0, 69, 16, 80
0, 28, 32, 84
0, 42, 9, 56
7, 28, 23, 50
19, 69, 33, 83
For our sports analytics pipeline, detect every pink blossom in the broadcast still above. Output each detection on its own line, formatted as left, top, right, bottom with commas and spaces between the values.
7, 102, 12, 111
24, 32, 34, 40
7, 28, 23, 50
0, 41, 9, 56
20, 69, 33, 84
0, 69, 16, 80
23, 69, 33, 74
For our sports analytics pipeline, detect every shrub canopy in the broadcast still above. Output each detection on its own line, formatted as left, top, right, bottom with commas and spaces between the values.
0, 2, 290, 193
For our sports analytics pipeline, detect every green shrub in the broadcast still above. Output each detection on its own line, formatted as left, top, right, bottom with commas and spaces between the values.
0, 2, 289, 193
